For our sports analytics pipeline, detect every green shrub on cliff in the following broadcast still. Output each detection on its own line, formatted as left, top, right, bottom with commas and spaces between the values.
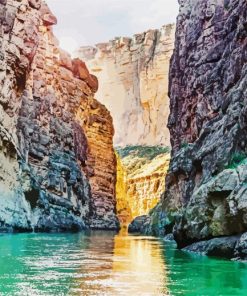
115, 145, 170, 160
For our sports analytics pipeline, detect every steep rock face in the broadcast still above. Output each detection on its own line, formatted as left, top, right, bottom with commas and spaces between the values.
0, 0, 119, 231
165, 0, 247, 248
116, 146, 170, 225
78, 99, 119, 230
0, 0, 44, 231
75, 24, 175, 147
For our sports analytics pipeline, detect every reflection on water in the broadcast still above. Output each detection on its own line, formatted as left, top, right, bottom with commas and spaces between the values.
0, 231, 167, 296
0, 231, 247, 295
111, 232, 168, 295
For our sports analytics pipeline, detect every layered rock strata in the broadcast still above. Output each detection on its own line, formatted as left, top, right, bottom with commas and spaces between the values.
79, 99, 119, 230
116, 146, 170, 227
164, 0, 247, 255
75, 24, 175, 147
0, 0, 119, 231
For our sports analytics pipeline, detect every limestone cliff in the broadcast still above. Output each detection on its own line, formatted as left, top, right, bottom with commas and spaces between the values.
164, 0, 247, 257
0, 0, 119, 231
75, 24, 175, 147
116, 146, 170, 226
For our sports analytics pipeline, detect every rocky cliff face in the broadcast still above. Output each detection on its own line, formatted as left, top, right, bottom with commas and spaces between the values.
165, 0, 247, 252
75, 24, 175, 147
116, 146, 170, 226
79, 98, 119, 230
0, 0, 119, 231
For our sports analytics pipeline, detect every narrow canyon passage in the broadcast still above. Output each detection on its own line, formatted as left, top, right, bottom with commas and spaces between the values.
77, 25, 175, 232
2, 0, 247, 295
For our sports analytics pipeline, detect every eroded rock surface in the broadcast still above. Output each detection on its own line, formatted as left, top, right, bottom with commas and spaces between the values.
0, 0, 119, 231
164, 0, 247, 252
116, 146, 170, 229
75, 24, 175, 147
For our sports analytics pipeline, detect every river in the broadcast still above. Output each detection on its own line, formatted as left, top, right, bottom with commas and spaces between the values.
0, 231, 247, 295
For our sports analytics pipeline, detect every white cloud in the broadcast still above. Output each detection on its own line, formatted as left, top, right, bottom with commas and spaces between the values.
46, 0, 179, 53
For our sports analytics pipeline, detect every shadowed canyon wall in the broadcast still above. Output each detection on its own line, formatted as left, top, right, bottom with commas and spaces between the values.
0, 0, 119, 231
164, 0, 247, 251
75, 24, 175, 147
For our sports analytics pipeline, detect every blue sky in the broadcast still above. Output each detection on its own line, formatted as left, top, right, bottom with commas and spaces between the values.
46, 0, 179, 53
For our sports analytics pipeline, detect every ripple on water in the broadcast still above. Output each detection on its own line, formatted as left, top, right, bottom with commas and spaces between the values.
0, 232, 247, 295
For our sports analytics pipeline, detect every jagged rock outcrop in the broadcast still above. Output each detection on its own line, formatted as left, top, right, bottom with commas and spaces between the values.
116, 146, 170, 227
0, 0, 119, 231
164, 0, 247, 254
75, 24, 175, 147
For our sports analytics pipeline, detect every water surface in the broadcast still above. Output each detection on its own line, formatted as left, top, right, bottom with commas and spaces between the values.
0, 231, 247, 295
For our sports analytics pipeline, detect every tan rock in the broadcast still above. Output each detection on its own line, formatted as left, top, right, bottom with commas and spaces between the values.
116, 147, 170, 224
75, 24, 175, 147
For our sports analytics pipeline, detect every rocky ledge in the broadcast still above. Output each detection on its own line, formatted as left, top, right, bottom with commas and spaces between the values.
0, 0, 119, 232
183, 233, 247, 261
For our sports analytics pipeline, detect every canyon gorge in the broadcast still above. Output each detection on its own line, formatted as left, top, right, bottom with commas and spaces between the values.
76, 25, 175, 227
0, 0, 174, 234
3, 0, 247, 295
1, 0, 247, 264
112, 0, 247, 261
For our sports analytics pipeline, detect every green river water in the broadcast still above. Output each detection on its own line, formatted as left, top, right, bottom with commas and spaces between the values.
0, 231, 247, 296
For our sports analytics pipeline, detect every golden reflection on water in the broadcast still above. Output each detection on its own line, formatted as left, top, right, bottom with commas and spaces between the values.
76, 230, 169, 296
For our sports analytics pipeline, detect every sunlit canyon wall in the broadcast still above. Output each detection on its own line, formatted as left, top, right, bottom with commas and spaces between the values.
116, 148, 170, 225
76, 25, 175, 223
76, 24, 175, 147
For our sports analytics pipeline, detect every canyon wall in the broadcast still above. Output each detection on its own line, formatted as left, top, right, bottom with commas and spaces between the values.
164, 0, 247, 254
0, 0, 119, 231
75, 24, 175, 147
116, 146, 170, 226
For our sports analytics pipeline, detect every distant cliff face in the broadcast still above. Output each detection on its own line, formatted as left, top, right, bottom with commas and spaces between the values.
75, 24, 175, 147
116, 146, 170, 224
165, 0, 247, 248
0, 0, 119, 231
